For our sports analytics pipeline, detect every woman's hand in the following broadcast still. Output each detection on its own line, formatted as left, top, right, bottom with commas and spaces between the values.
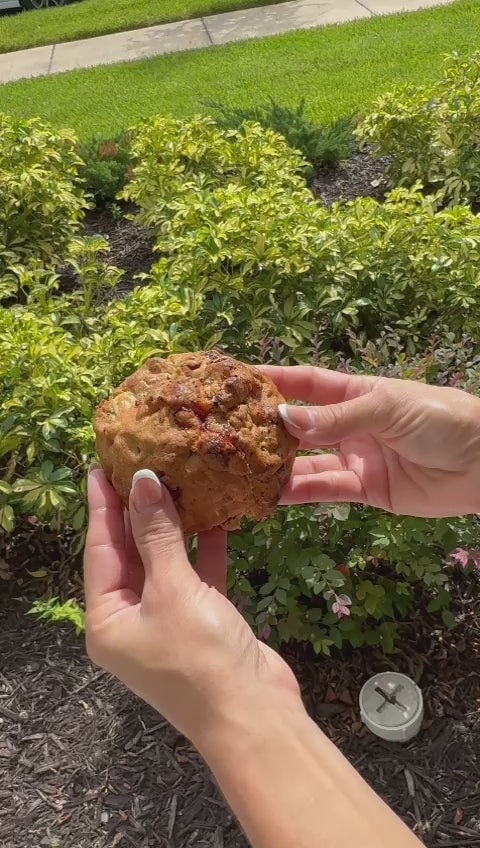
85, 468, 422, 848
84, 468, 301, 751
262, 365, 480, 518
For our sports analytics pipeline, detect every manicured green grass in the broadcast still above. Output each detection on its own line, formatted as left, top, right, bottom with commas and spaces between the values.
0, 0, 477, 139
0, 0, 284, 54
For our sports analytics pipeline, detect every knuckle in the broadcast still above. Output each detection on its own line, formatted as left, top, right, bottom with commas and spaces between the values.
318, 403, 344, 432
325, 470, 344, 500
134, 518, 182, 552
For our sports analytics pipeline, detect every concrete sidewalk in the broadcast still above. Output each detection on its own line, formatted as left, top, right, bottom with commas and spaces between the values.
0, 0, 456, 83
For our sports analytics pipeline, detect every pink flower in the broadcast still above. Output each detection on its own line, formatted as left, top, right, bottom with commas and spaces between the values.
231, 593, 251, 613
450, 548, 470, 569
450, 548, 480, 571
469, 550, 480, 571
448, 371, 464, 388
332, 593, 352, 619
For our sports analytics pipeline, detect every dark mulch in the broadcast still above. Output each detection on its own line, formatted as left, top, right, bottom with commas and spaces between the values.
84, 207, 156, 295
0, 574, 478, 848
58, 209, 155, 300
311, 147, 390, 206
0, 598, 245, 848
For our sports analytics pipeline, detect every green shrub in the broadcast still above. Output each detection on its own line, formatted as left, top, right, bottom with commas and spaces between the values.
205, 97, 355, 169
123, 115, 480, 352
3, 263, 478, 652
308, 187, 480, 349
28, 597, 85, 635
1, 113, 479, 652
229, 506, 474, 654
77, 132, 132, 203
121, 115, 309, 225
357, 52, 480, 205
0, 114, 87, 273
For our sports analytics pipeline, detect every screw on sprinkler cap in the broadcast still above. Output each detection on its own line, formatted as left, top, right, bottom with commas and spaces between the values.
359, 672, 424, 743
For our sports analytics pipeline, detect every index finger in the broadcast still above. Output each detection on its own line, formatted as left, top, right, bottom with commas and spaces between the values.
259, 365, 372, 405
84, 469, 137, 609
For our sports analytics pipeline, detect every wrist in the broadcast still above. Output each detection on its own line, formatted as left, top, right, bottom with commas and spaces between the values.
195, 687, 311, 765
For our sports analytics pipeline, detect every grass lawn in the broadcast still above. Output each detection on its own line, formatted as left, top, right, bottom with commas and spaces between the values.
0, 0, 285, 54
0, 0, 477, 139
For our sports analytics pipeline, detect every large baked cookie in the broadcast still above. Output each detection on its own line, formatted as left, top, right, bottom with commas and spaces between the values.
94, 351, 298, 534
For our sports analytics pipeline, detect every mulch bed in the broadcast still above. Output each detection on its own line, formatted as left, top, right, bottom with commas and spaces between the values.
311, 147, 390, 206
83, 208, 155, 295
0, 573, 478, 848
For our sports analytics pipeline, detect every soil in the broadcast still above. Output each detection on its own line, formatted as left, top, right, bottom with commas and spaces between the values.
311, 147, 390, 206
0, 573, 478, 848
86, 208, 155, 288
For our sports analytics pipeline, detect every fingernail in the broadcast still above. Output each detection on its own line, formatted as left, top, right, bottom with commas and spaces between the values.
88, 461, 102, 475
278, 403, 292, 424
278, 403, 313, 429
132, 469, 164, 512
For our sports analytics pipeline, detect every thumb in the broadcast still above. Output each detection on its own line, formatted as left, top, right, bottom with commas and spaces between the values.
278, 394, 382, 445
129, 469, 195, 593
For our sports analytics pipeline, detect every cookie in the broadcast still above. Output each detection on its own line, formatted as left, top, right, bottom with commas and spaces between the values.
94, 351, 298, 534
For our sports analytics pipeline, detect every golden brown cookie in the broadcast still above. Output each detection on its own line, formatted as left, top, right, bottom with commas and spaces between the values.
94, 351, 298, 534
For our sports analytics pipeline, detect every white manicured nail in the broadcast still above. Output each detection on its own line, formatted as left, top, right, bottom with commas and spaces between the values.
131, 469, 163, 511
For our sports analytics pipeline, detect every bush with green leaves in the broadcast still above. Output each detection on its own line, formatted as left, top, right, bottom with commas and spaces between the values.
123, 115, 480, 352
204, 97, 354, 170
1, 113, 479, 653
0, 114, 87, 274
77, 132, 132, 204
74, 100, 353, 204
121, 115, 310, 225
357, 52, 480, 205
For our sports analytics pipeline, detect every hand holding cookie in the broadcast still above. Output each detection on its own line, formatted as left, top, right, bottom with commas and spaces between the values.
84, 467, 302, 748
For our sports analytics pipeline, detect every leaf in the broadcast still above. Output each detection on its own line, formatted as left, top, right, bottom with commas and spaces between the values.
325, 570, 345, 588
0, 557, 11, 580
378, 622, 396, 654
427, 588, 451, 613
27, 569, 47, 579
330, 504, 351, 521
442, 608, 457, 630
13, 479, 40, 493
0, 505, 14, 534
48, 490, 62, 508
313, 554, 337, 571
307, 609, 325, 623
256, 597, 272, 613
40, 460, 54, 479
71, 505, 86, 532
364, 629, 380, 646
328, 626, 343, 649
